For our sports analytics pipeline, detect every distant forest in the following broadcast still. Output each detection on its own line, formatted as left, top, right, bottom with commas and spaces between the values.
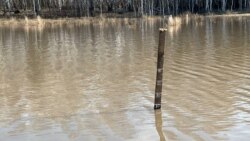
1, 0, 250, 18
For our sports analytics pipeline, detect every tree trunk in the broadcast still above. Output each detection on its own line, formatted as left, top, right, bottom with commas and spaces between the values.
222, 0, 226, 12
206, 0, 209, 12
231, 0, 234, 11
141, 0, 143, 16
239, 0, 243, 11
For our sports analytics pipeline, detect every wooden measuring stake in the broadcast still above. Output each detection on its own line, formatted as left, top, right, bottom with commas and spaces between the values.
154, 28, 167, 110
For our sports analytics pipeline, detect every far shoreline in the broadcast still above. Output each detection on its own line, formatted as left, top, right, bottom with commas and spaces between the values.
0, 12, 249, 29
1, 10, 250, 20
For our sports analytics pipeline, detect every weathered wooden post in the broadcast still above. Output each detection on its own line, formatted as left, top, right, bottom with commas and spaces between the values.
154, 28, 167, 110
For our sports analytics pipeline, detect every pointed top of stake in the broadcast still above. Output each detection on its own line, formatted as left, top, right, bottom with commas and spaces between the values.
159, 28, 167, 32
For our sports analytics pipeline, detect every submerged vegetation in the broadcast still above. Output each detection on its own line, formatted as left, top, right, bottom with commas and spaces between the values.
167, 15, 181, 26
0, 16, 161, 30
0, 0, 250, 18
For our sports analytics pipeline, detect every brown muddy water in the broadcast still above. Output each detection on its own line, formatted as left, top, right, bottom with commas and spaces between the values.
0, 17, 250, 141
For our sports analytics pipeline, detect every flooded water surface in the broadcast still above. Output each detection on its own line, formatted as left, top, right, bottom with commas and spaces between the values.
0, 17, 250, 141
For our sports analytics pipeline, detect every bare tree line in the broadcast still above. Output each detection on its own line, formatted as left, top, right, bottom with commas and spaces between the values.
0, 0, 250, 17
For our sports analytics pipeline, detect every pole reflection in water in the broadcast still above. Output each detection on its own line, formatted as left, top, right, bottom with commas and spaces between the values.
155, 110, 166, 141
